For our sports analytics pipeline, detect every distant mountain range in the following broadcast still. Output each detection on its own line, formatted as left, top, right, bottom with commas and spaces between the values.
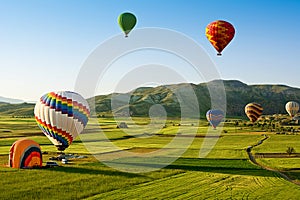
93, 80, 300, 118
0, 96, 24, 104
1, 80, 300, 117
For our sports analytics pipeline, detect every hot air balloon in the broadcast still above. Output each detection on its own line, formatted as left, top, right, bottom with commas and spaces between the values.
285, 101, 299, 118
206, 109, 224, 129
245, 103, 263, 123
205, 20, 235, 56
34, 91, 90, 151
9, 139, 43, 169
118, 12, 137, 37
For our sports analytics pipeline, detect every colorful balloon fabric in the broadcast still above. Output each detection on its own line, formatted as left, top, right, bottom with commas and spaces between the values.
245, 103, 263, 123
9, 139, 42, 169
206, 109, 224, 129
285, 101, 299, 118
34, 91, 90, 151
118, 12, 137, 37
206, 20, 235, 56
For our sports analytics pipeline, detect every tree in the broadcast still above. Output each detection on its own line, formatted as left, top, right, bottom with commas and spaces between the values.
286, 147, 296, 156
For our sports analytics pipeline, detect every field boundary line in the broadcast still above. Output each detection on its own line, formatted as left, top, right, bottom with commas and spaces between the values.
246, 134, 300, 186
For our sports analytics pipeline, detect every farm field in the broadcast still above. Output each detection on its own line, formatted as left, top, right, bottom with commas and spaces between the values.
1, 116, 300, 199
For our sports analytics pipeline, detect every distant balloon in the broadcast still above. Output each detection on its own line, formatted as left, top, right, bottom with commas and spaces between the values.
206, 109, 224, 129
285, 101, 299, 118
118, 12, 137, 37
245, 103, 263, 123
34, 91, 90, 151
205, 20, 235, 56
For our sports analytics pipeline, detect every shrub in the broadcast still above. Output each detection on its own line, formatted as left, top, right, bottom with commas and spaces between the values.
286, 147, 296, 156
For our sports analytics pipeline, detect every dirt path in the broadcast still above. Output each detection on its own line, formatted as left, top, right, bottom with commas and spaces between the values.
246, 135, 300, 186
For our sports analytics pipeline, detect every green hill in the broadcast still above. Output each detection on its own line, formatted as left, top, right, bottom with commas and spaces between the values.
1, 80, 300, 117
0, 102, 35, 117
92, 80, 300, 118
223, 80, 300, 116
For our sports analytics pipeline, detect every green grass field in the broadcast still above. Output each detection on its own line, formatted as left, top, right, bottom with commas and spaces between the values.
1, 116, 300, 199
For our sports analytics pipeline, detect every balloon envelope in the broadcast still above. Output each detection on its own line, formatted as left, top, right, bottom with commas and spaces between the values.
9, 139, 42, 169
205, 20, 235, 56
206, 109, 224, 129
118, 12, 137, 37
34, 91, 90, 151
245, 103, 263, 123
285, 101, 299, 118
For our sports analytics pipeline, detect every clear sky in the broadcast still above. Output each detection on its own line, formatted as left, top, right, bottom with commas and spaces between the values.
0, 0, 299, 101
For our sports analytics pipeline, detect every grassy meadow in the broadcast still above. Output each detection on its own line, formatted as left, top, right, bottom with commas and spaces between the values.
0, 116, 300, 199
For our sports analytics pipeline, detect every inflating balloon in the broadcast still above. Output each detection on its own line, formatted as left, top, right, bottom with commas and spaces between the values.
9, 139, 42, 169
34, 91, 90, 151
245, 103, 263, 123
206, 20, 235, 56
285, 101, 299, 118
118, 12, 137, 37
206, 109, 224, 129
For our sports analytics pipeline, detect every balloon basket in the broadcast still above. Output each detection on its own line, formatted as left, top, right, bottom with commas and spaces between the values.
49, 154, 66, 161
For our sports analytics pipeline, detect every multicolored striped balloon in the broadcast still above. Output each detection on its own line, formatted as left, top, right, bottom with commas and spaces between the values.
245, 103, 263, 123
285, 101, 299, 118
206, 20, 235, 56
9, 139, 42, 169
34, 91, 90, 151
206, 109, 224, 129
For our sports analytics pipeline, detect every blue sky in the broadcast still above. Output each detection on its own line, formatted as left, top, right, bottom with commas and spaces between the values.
0, 0, 299, 101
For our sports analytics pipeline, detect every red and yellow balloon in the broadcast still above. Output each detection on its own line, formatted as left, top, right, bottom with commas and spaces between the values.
206, 20, 235, 56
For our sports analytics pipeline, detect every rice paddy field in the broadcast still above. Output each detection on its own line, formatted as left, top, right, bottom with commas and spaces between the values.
0, 116, 300, 199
